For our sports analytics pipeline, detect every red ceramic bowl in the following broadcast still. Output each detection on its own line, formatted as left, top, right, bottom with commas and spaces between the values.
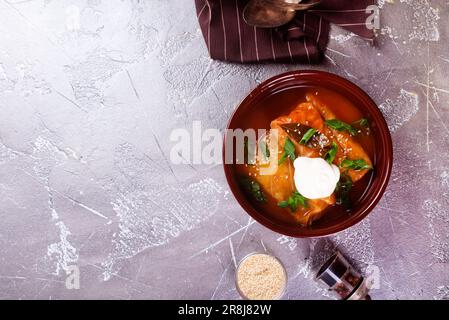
223, 70, 393, 238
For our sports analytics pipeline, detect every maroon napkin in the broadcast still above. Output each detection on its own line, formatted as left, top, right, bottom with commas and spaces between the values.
195, 0, 376, 63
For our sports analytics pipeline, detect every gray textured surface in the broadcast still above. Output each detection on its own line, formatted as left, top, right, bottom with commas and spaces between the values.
0, 0, 448, 300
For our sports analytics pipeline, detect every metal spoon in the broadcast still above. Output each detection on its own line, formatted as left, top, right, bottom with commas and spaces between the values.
243, 0, 321, 28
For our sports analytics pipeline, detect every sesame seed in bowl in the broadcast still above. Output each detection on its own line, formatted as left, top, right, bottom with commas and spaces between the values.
235, 253, 287, 300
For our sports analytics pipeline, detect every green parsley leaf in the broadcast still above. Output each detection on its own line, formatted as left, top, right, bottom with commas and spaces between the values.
244, 136, 256, 165
335, 174, 353, 206
240, 177, 266, 202
278, 137, 296, 165
278, 153, 287, 165
325, 142, 338, 164
353, 118, 369, 127
340, 159, 372, 170
325, 119, 358, 136
278, 200, 289, 208
260, 141, 270, 160
300, 128, 317, 145
278, 191, 308, 212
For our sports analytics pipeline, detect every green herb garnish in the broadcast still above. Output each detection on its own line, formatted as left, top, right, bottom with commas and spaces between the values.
335, 174, 353, 206
300, 128, 317, 145
325, 119, 358, 136
243, 136, 255, 165
260, 141, 270, 160
278, 201, 290, 208
278, 191, 308, 212
278, 137, 296, 165
340, 159, 372, 170
325, 142, 338, 164
353, 118, 369, 127
240, 177, 266, 202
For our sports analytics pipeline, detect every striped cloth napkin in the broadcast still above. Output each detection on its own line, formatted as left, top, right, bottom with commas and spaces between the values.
195, 0, 376, 63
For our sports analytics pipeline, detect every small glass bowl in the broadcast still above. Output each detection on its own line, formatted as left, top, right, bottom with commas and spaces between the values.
235, 252, 288, 300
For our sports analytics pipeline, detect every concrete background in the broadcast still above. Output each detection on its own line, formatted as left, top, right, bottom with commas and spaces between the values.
0, 0, 448, 299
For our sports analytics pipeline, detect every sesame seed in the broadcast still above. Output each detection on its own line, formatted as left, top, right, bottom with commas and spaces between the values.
236, 254, 286, 300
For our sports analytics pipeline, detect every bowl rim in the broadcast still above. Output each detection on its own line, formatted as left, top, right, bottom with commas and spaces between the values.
223, 70, 393, 238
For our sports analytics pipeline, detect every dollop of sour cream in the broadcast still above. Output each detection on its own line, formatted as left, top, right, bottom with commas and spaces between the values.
293, 157, 340, 200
